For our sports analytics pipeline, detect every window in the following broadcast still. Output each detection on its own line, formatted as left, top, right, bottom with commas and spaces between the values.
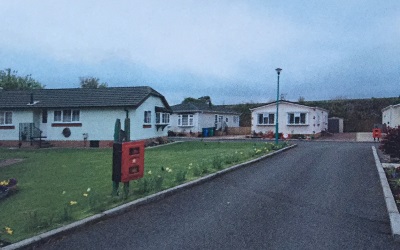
287, 112, 307, 125
0, 111, 12, 125
42, 110, 48, 123
178, 114, 194, 126
233, 116, 239, 124
54, 111, 62, 122
257, 113, 275, 125
162, 113, 170, 124
144, 111, 151, 124
63, 110, 71, 122
72, 110, 80, 121
156, 112, 170, 124
54, 109, 80, 123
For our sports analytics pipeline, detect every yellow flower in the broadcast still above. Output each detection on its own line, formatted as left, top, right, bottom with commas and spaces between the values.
5, 226, 13, 235
83, 193, 88, 197
0, 180, 9, 186
148, 170, 152, 175
70, 201, 78, 205
62, 191, 66, 195
87, 188, 91, 192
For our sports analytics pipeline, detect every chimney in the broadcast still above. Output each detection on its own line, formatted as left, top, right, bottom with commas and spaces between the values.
30, 93, 34, 104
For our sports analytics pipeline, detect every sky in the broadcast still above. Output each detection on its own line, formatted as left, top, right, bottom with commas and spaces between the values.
0, 0, 399, 105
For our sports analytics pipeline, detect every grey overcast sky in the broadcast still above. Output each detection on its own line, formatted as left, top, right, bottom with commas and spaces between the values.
0, 0, 399, 105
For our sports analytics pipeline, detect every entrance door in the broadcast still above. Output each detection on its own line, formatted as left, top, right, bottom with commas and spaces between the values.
40, 109, 48, 137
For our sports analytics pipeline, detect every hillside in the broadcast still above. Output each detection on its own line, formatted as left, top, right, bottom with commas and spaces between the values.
226, 97, 400, 132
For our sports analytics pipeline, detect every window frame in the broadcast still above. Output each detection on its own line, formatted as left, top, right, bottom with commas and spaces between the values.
156, 112, 170, 125
54, 109, 80, 123
144, 111, 152, 124
0, 111, 13, 125
257, 112, 275, 125
178, 114, 194, 127
287, 112, 308, 125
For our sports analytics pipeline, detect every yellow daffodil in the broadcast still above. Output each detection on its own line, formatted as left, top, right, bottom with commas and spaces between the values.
70, 201, 78, 205
0, 180, 9, 186
148, 170, 152, 175
83, 193, 88, 197
62, 191, 66, 195
5, 226, 13, 235
87, 188, 91, 192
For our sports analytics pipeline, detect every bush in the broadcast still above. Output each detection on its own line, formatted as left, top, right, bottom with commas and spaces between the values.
168, 130, 177, 136
380, 127, 400, 159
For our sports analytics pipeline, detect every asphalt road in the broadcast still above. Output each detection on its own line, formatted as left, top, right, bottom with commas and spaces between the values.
38, 142, 400, 249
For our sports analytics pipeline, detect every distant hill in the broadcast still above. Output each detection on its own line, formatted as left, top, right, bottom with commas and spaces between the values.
224, 97, 400, 132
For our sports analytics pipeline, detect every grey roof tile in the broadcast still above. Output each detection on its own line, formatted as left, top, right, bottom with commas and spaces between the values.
0, 86, 171, 111
171, 102, 240, 114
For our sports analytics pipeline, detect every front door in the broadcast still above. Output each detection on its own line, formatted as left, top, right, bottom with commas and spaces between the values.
40, 109, 48, 137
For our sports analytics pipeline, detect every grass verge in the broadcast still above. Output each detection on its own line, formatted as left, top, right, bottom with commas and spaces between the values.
0, 141, 288, 243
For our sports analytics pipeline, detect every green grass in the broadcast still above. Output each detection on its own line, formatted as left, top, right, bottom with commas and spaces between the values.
0, 141, 288, 243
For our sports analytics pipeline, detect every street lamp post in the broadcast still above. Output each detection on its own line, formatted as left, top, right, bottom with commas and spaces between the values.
275, 68, 282, 144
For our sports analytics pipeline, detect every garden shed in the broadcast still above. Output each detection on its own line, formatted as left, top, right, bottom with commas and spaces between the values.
328, 117, 344, 133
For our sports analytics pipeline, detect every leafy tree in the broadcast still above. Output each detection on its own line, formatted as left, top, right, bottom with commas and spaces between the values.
298, 96, 305, 103
0, 68, 44, 90
79, 77, 107, 88
182, 96, 212, 105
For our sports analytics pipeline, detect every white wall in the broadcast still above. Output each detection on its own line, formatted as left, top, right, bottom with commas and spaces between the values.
130, 96, 169, 140
383, 105, 400, 128
169, 112, 240, 134
0, 110, 33, 140
44, 96, 168, 141
251, 102, 328, 135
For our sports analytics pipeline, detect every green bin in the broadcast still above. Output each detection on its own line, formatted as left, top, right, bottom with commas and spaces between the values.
209, 127, 214, 136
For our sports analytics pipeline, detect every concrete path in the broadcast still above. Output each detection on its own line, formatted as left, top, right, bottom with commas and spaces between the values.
33, 142, 400, 249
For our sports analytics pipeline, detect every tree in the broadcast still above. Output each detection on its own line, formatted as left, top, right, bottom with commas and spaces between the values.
298, 96, 305, 103
79, 77, 107, 88
0, 68, 44, 90
182, 96, 212, 105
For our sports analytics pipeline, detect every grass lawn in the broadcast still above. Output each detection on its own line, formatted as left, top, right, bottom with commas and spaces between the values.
0, 141, 288, 243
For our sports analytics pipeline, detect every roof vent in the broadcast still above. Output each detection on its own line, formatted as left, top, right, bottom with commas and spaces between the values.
27, 93, 40, 105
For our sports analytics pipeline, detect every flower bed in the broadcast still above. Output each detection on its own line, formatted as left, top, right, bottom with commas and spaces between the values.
384, 165, 400, 210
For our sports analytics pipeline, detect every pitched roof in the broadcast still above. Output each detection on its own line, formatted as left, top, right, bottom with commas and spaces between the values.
171, 102, 240, 115
382, 103, 400, 112
0, 86, 171, 110
249, 100, 329, 112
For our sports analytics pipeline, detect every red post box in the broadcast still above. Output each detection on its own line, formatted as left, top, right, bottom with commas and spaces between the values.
120, 141, 145, 182
372, 128, 381, 141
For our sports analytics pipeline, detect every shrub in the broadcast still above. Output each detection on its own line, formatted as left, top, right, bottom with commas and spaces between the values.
380, 127, 400, 159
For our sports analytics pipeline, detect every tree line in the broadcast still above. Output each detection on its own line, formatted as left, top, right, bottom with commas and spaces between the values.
0, 68, 107, 90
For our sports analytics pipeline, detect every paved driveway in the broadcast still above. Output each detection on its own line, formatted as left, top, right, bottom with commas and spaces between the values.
39, 142, 400, 249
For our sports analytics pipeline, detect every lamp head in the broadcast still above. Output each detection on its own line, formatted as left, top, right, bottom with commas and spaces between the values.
275, 68, 282, 75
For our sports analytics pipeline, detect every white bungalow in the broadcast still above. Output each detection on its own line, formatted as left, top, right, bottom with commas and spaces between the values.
382, 103, 400, 129
250, 101, 329, 138
0, 86, 172, 147
169, 102, 240, 136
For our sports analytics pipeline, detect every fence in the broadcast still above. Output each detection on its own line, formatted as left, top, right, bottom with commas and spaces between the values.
226, 127, 251, 135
